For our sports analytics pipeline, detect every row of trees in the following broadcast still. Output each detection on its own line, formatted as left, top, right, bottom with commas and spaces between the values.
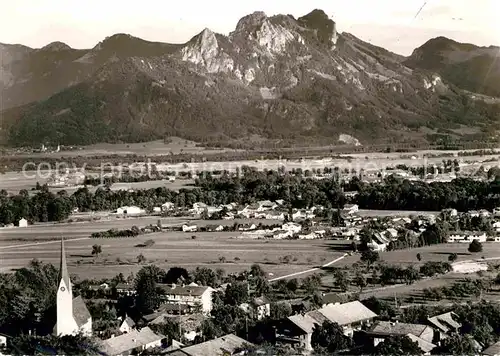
1, 168, 500, 225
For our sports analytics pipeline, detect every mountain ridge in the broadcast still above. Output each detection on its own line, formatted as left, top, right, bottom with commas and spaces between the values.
1, 9, 499, 148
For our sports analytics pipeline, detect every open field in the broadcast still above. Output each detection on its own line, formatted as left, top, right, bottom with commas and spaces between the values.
8, 138, 239, 158
1, 150, 498, 195
323, 242, 500, 304
0, 218, 342, 279
0, 171, 195, 194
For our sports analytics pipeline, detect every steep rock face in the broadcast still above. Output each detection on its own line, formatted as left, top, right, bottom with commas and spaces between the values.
406, 37, 500, 97
1, 9, 499, 147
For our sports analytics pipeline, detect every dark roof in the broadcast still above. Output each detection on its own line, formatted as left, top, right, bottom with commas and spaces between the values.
101, 327, 164, 355
369, 321, 431, 338
115, 283, 135, 290
322, 293, 343, 305
427, 312, 461, 333
251, 296, 270, 307
158, 284, 211, 296
72, 296, 91, 327
171, 334, 253, 356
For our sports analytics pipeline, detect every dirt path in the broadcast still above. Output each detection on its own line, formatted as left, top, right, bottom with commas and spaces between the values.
0, 237, 90, 250
269, 254, 348, 282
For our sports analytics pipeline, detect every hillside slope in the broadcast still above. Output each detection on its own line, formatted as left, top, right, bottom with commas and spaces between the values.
1, 10, 499, 147
405, 36, 500, 97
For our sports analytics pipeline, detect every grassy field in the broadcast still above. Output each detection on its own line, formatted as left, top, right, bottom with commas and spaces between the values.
9, 138, 238, 158
0, 172, 195, 195
0, 217, 343, 279
323, 242, 500, 304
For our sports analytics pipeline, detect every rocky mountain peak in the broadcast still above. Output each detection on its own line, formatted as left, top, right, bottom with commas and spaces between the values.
298, 9, 337, 48
40, 41, 72, 51
233, 11, 268, 34
181, 27, 235, 74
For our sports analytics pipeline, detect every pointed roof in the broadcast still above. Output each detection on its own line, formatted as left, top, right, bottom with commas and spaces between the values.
72, 296, 91, 327
59, 237, 71, 289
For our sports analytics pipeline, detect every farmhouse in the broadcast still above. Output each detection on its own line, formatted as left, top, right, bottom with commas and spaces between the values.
18, 218, 28, 228
115, 206, 144, 215
167, 333, 253, 356
240, 296, 271, 320
182, 224, 198, 232
157, 283, 214, 314
119, 315, 136, 334
367, 321, 436, 354
427, 312, 461, 339
115, 283, 136, 296
161, 202, 175, 211
368, 232, 390, 252
257, 200, 277, 211
277, 301, 377, 351
100, 327, 163, 356
343, 204, 359, 215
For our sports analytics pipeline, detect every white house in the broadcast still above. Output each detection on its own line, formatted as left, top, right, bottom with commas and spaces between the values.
257, 200, 278, 211
115, 206, 144, 215
158, 284, 215, 314
100, 327, 163, 356
368, 232, 390, 252
0, 333, 8, 349
282, 222, 302, 234
448, 231, 487, 243
278, 301, 377, 351
153, 207, 161, 213
18, 218, 28, 228
240, 296, 271, 320
493, 221, 500, 232
119, 315, 136, 334
182, 224, 197, 232
343, 204, 359, 215
161, 202, 175, 211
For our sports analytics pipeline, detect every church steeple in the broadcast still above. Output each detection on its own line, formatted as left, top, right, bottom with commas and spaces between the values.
56, 236, 77, 336
59, 237, 71, 290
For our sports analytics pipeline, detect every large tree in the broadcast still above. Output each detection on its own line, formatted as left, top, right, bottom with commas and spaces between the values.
311, 321, 351, 354
373, 335, 423, 355
134, 266, 162, 314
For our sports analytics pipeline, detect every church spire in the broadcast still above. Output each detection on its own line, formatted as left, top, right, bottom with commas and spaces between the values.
59, 237, 70, 289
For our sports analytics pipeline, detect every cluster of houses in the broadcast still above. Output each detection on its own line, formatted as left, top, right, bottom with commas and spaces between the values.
277, 301, 486, 355
99, 280, 486, 355
94, 281, 265, 355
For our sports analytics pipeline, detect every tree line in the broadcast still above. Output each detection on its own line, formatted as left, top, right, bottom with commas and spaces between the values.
1, 169, 500, 225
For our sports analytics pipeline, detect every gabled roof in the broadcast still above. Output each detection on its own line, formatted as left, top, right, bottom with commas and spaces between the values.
121, 316, 135, 328
158, 285, 212, 296
369, 321, 431, 338
172, 333, 252, 356
483, 340, 500, 356
72, 296, 91, 327
317, 301, 377, 326
101, 327, 164, 355
287, 314, 322, 334
406, 333, 436, 353
427, 312, 461, 333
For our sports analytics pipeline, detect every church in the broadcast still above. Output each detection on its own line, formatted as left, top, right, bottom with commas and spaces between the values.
53, 237, 92, 336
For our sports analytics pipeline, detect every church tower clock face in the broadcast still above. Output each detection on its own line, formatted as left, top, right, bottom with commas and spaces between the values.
60, 286, 66, 292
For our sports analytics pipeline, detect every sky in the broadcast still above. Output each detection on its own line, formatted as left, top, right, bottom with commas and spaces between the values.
1, 0, 499, 55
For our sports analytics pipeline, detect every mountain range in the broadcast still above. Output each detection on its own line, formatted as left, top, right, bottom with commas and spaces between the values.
1, 9, 499, 148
